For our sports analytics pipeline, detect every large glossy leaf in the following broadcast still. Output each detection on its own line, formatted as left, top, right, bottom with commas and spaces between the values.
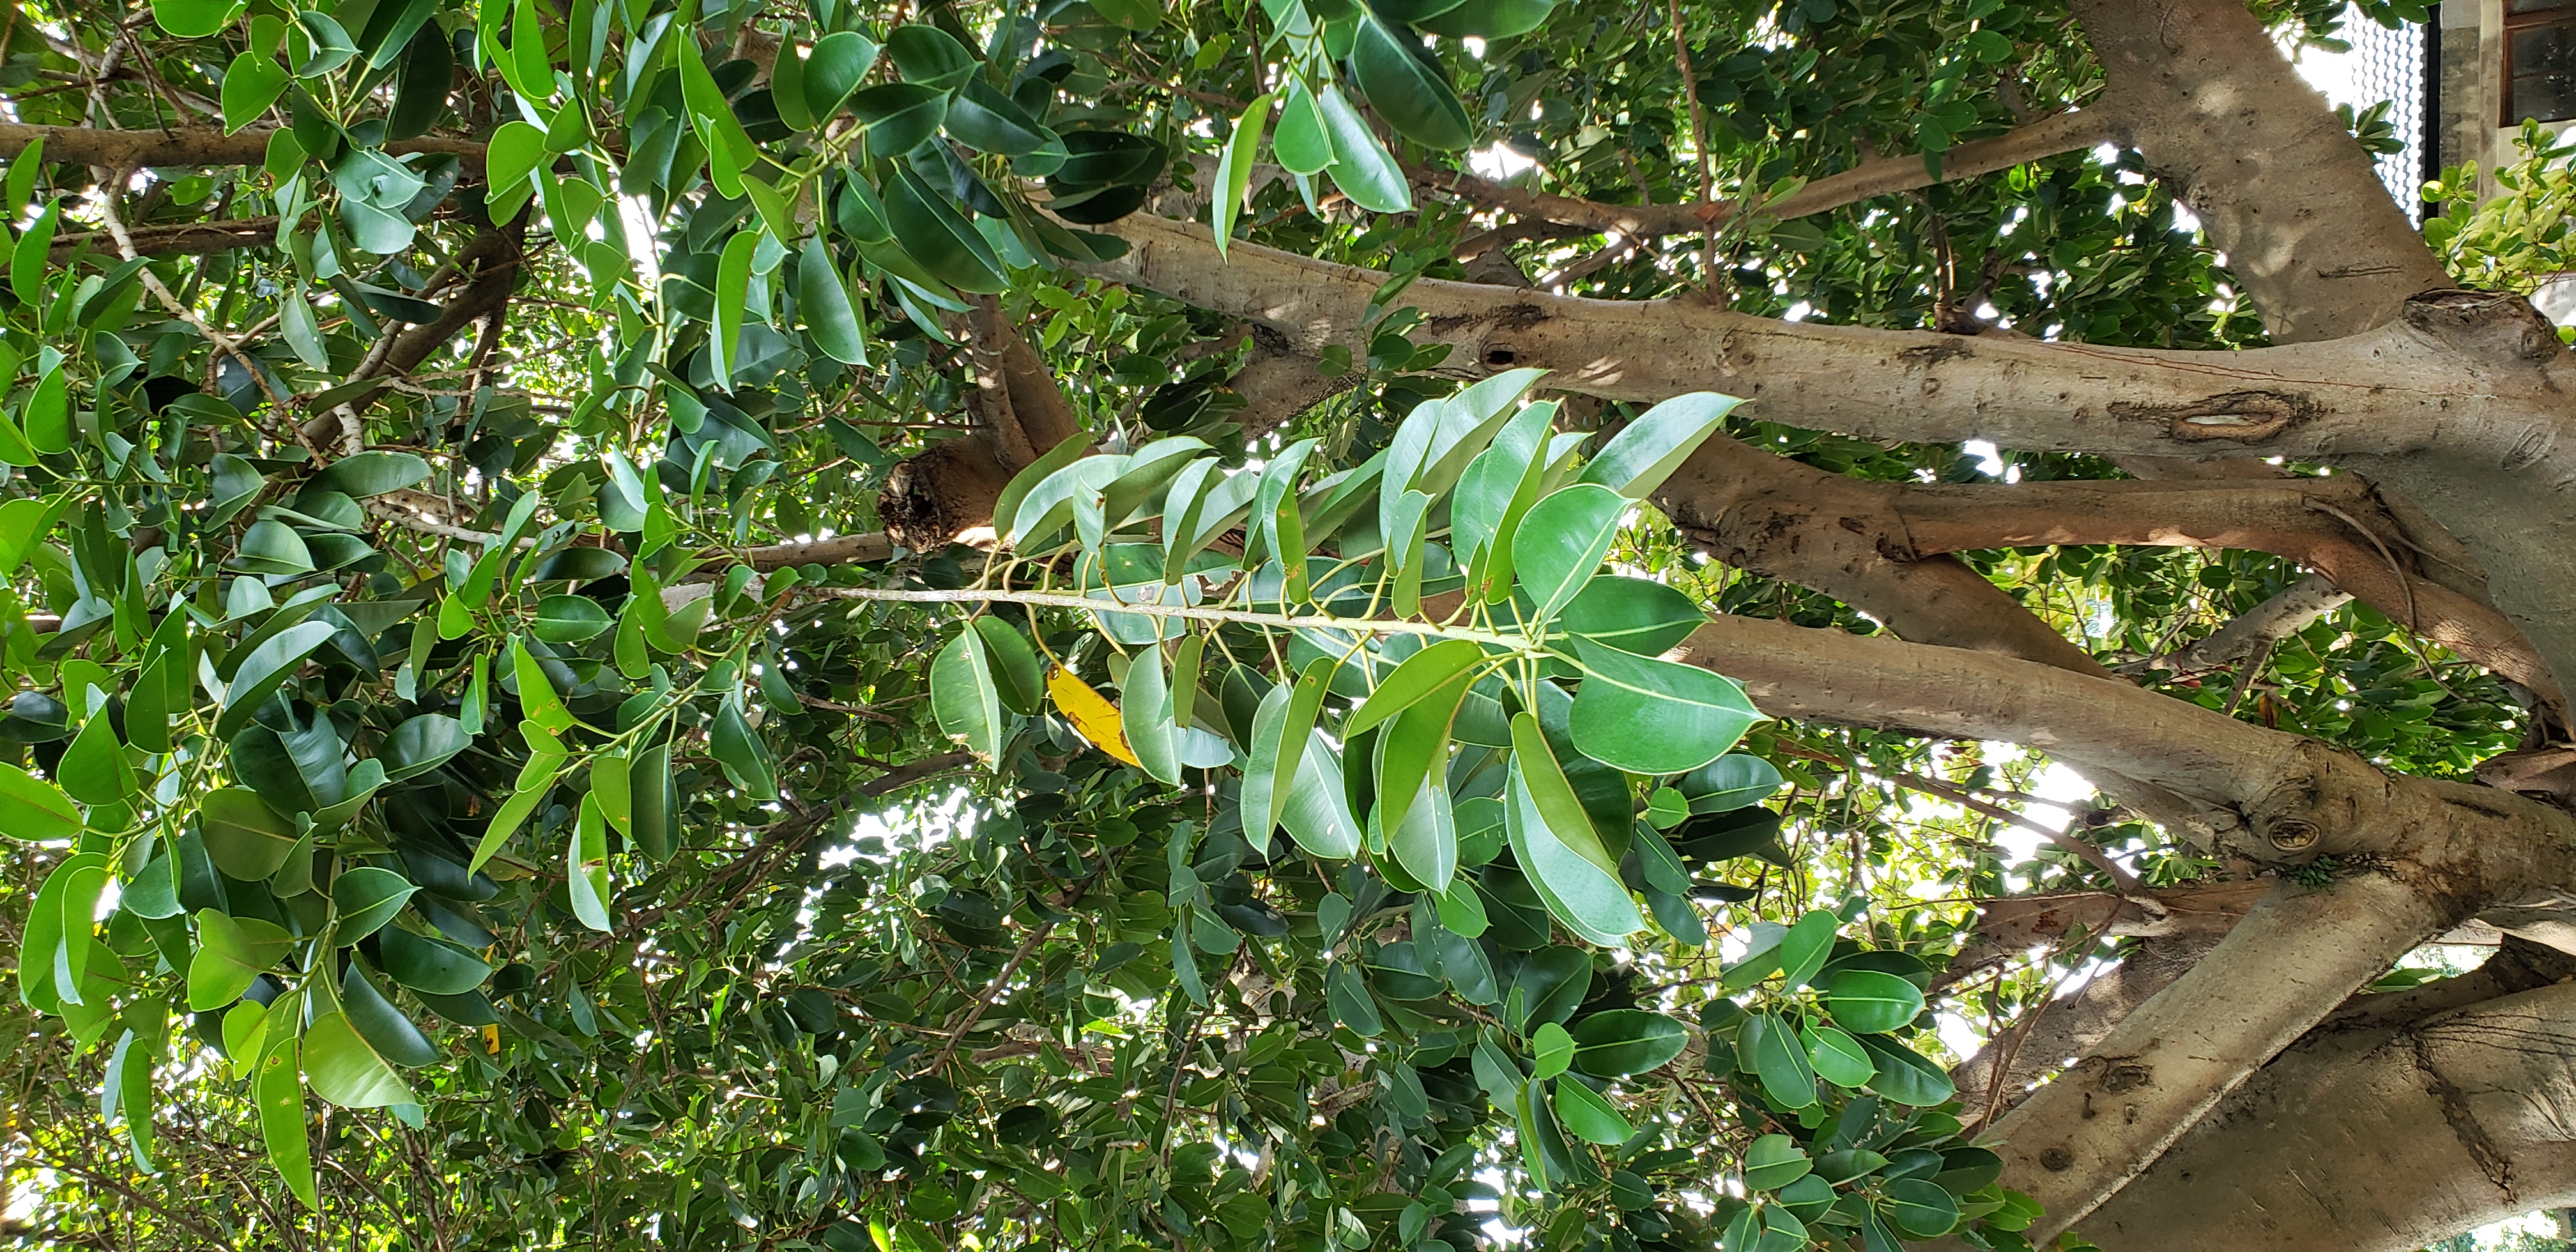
1213, 91, 1274, 254
215, 621, 337, 739
0, 761, 81, 841
569, 793, 613, 931
315, 451, 430, 498
1505, 747, 1642, 944
340, 961, 438, 1067
798, 236, 868, 366
303, 1009, 418, 1108
931, 628, 1006, 762
1856, 1033, 1956, 1107
187, 909, 291, 1011
1351, 15, 1473, 149
1736, 1010, 1818, 1108
255, 1035, 316, 1207
1273, 81, 1333, 176
1679, 753, 1785, 810
1374, 660, 1475, 841
1804, 1023, 1876, 1088
1567, 1009, 1687, 1076
1551, 1077, 1632, 1145
1565, 637, 1758, 774
1515, 484, 1627, 622
1278, 728, 1362, 859
1826, 968, 1927, 1034
1387, 778, 1457, 895
18, 852, 100, 1011
331, 867, 415, 943
1124, 639, 1181, 785
378, 925, 491, 994
1879, 1179, 1962, 1240
1419, 0, 1559, 38
1556, 575, 1703, 659
380, 714, 469, 782
1347, 637, 1485, 736
1743, 1134, 1811, 1191
709, 698, 778, 800
1316, 84, 1411, 212
1577, 393, 1744, 500
200, 788, 299, 879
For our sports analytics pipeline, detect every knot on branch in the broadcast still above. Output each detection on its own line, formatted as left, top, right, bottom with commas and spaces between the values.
2403, 288, 2566, 365
2111, 390, 2313, 443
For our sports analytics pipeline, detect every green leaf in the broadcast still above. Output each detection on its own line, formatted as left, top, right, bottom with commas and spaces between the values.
187, 909, 293, 1011
339, 961, 437, 1066
1213, 91, 1275, 255
1347, 637, 1484, 735
379, 925, 491, 994
236, 519, 314, 576
18, 852, 100, 1011
1733, 1014, 1815, 1113
1506, 712, 1618, 877
1878, 1179, 1962, 1239
1316, 84, 1413, 213
1775, 908, 1839, 991
1551, 1077, 1632, 1145
256, 1035, 316, 1208
804, 31, 879, 119
11, 199, 57, 308
1350, 15, 1474, 149
1374, 660, 1475, 846
931, 629, 1006, 762
1744, 1133, 1811, 1191
883, 168, 1008, 293
1273, 81, 1333, 176
1419, 0, 1558, 38
510, 638, 576, 734
200, 788, 300, 879
712, 227, 757, 385
315, 450, 430, 498
330, 867, 415, 943
532, 594, 613, 643
484, 119, 547, 197
1855, 1033, 1956, 1107
973, 618, 1045, 716
1278, 727, 1363, 859
58, 712, 133, 804
21, 367, 68, 455
1567, 1009, 1686, 1076
798, 236, 869, 367
848, 82, 950, 157
278, 282, 329, 367
379, 713, 468, 784
215, 621, 338, 740
1387, 777, 1457, 894
1825, 968, 1926, 1035
1514, 484, 1626, 623
946, 79, 1054, 155
887, 23, 976, 89
1577, 393, 1744, 500
1324, 961, 1382, 1036
590, 750, 632, 836
1565, 636, 1758, 775
1680, 753, 1784, 811
1803, 1023, 1876, 1088
303, 1009, 418, 1108
155, 0, 241, 37
1505, 746, 1642, 944
1531, 1021, 1574, 1079
569, 792, 612, 931
0, 761, 81, 841
466, 762, 556, 874
709, 698, 778, 801
1124, 639, 1181, 785
1237, 676, 1295, 851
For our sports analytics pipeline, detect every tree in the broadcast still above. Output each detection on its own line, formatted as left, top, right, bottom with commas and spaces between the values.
3, 0, 2572, 1247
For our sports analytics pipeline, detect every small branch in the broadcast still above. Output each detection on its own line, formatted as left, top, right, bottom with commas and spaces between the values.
2122, 572, 2350, 678
1885, 769, 2145, 894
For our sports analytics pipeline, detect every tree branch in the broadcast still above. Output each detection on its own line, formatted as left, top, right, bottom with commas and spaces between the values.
0, 123, 485, 169
1412, 109, 2117, 241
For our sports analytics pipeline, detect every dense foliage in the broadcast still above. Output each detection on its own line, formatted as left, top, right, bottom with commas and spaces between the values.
0, 0, 2538, 1249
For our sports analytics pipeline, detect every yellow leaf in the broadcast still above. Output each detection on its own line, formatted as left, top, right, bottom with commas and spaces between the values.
482, 1024, 502, 1055
1047, 666, 1142, 767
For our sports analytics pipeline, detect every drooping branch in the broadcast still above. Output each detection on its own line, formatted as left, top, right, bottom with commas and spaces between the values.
1412, 109, 2117, 242
2126, 571, 2348, 678
0, 123, 486, 169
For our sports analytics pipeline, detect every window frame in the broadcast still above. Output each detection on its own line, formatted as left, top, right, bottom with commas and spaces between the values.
2504, 3, 2576, 125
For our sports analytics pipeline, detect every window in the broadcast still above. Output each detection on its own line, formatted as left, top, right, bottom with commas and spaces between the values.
2507, 0, 2576, 124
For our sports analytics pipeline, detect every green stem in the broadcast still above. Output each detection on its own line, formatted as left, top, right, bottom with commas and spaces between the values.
801, 584, 1540, 650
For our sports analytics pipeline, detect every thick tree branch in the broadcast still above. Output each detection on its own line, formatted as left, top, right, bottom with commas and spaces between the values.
2078, 0, 2448, 342
2084, 972, 2576, 1252
2126, 571, 2348, 678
